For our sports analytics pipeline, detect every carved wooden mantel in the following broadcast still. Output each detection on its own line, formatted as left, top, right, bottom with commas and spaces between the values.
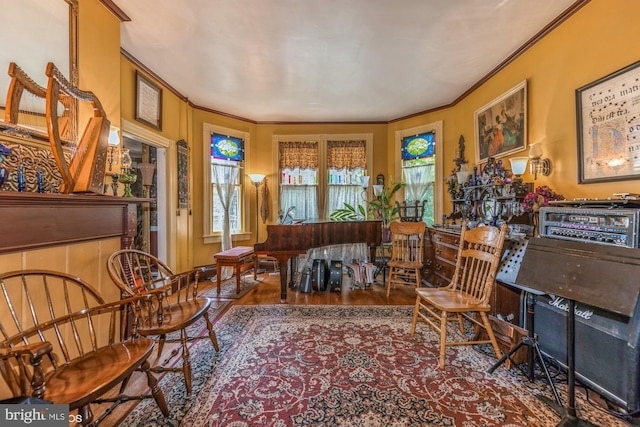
0, 192, 146, 254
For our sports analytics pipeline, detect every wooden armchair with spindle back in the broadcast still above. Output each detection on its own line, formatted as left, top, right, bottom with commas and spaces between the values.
107, 249, 219, 394
0, 269, 169, 426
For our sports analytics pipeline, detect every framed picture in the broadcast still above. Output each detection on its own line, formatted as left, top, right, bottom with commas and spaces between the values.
177, 139, 189, 209
474, 80, 527, 164
576, 60, 640, 183
135, 70, 162, 130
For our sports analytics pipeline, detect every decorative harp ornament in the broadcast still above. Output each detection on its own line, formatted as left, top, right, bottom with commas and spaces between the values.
46, 62, 110, 193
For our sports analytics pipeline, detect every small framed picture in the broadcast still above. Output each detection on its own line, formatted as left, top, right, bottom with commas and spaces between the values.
576, 60, 640, 183
474, 80, 527, 164
135, 70, 162, 130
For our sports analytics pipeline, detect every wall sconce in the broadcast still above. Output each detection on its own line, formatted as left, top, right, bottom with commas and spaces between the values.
376, 174, 385, 186
106, 126, 120, 171
528, 143, 552, 179
360, 175, 370, 189
248, 173, 266, 243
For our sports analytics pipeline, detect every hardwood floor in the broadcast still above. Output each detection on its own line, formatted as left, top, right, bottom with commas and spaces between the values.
238, 269, 418, 305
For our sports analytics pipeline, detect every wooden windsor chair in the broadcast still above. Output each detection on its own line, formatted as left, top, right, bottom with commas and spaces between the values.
107, 249, 219, 394
0, 270, 169, 426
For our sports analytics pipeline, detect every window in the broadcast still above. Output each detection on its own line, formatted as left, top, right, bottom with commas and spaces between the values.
279, 141, 318, 221
326, 140, 367, 218
203, 124, 251, 243
395, 122, 443, 225
273, 134, 373, 221
211, 162, 240, 232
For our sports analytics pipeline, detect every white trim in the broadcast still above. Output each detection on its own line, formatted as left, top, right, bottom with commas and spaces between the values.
395, 121, 444, 222
121, 119, 174, 267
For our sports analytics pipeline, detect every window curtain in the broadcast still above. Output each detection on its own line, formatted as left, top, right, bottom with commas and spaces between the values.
280, 185, 318, 221
279, 141, 318, 169
326, 183, 362, 214
326, 140, 366, 169
279, 141, 318, 220
212, 163, 239, 279
326, 140, 366, 217
404, 163, 433, 202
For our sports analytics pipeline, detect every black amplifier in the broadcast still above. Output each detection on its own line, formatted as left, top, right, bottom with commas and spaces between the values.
538, 206, 639, 248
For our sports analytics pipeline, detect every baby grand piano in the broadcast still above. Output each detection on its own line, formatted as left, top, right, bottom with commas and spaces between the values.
254, 220, 382, 301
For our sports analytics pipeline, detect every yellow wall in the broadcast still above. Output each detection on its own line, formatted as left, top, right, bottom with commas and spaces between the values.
391, 0, 640, 215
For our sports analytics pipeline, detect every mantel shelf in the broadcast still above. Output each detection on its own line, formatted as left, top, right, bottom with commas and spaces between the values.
0, 191, 146, 254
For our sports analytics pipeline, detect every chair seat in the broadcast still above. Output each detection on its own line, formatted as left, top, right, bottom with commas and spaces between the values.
45, 338, 155, 408
387, 260, 423, 269
417, 288, 489, 312
139, 297, 211, 336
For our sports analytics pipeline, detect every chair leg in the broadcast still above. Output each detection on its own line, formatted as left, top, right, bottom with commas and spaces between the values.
410, 295, 421, 336
439, 310, 448, 369
180, 330, 193, 394
79, 404, 93, 426
480, 312, 503, 360
203, 311, 220, 352
457, 314, 465, 334
386, 268, 394, 297
156, 334, 166, 360
141, 359, 169, 417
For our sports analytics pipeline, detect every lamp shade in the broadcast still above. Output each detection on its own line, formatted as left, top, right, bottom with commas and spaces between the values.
361, 175, 370, 189
510, 157, 529, 175
248, 173, 266, 184
373, 185, 384, 197
108, 126, 120, 146
529, 143, 543, 158
138, 163, 156, 186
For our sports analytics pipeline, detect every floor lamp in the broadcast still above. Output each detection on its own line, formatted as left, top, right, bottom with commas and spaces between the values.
248, 173, 266, 243
249, 173, 266, 275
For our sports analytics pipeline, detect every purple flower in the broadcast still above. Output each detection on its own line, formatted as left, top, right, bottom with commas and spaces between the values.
522, 185, 564, 213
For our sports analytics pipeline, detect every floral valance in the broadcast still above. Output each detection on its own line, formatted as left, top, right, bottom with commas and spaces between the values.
327, 140, 366, 169
279, 141, 318, 169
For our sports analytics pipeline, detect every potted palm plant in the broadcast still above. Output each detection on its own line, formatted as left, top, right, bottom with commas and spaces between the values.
329, 180, 405, 242
368, 180, 405, 241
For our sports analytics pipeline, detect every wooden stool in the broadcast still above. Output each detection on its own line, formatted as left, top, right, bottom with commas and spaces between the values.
213, 246, 255, 294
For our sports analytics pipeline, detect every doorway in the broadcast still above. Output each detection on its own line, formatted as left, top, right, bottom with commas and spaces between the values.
122, 135, 168, 262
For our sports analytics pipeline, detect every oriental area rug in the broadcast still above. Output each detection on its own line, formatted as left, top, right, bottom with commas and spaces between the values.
200, 274, 263, 299
120, 305, 629, 427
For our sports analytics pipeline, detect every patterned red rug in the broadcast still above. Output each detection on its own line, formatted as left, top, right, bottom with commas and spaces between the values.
120, 305, 629, 426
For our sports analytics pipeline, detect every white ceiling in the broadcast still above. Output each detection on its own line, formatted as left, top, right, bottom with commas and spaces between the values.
116, 0, 578, 123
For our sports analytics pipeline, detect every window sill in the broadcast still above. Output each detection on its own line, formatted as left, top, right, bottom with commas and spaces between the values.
203, 232, 252, 245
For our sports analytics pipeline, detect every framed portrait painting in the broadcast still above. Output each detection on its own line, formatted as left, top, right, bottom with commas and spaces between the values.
576, 60, 640, 183
474, 80, 527, 164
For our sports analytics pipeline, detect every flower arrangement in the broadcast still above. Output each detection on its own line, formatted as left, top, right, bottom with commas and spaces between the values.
522, 185, 564, 213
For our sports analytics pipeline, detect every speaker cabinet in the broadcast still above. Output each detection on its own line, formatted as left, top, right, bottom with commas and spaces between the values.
534, 294, 640, 413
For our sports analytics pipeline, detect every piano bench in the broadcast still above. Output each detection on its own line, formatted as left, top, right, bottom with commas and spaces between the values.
213, 246, 255, 294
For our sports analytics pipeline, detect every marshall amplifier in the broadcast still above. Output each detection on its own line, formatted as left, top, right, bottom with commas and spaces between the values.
538, 206, 639, 248
497, 237, 640, 413
534, 294, 640, 412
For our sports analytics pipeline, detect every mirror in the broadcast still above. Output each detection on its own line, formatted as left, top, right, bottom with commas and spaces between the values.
0, 0, 77, 120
